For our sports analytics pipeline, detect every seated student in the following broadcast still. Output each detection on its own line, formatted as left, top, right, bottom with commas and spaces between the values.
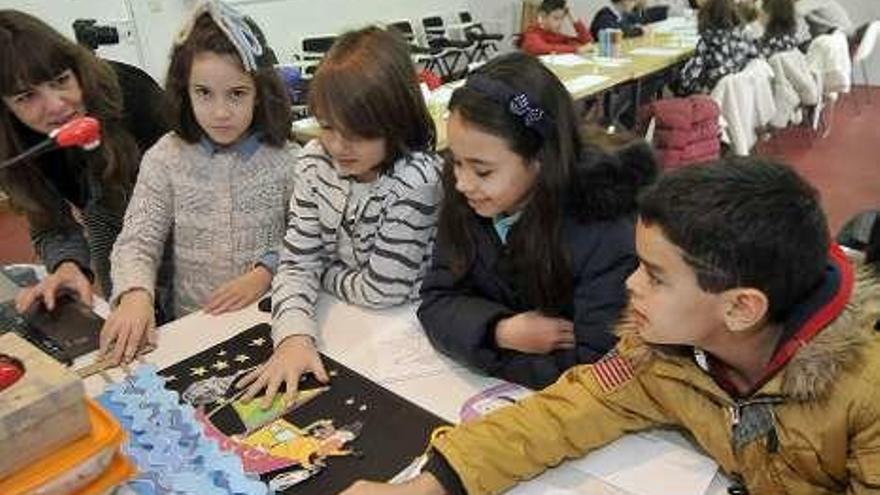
675, 0, 758, 95
238, 26, 443, 408
590, 0, 646, 40
756, 0, 799, 58
520, 0, 593, 55
341, 157, 880, 495
100, 1, 296, 364
794, 0, 852, 43
418, 52, 656, 389
629, 0, 673, 24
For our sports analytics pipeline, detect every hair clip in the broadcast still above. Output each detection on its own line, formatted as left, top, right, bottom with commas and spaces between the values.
464, 74, 552, 138
509, 93, 547, 131
176, 0, 267, 72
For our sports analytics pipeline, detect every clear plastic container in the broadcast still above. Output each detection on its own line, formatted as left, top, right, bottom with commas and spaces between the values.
0, 399, 134, 495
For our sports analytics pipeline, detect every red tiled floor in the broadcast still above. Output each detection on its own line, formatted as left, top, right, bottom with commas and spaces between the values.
0, 207, 35, 264
755, 85, 880, 234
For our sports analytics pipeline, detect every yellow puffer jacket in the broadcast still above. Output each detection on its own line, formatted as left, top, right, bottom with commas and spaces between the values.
433, 268, 880, 495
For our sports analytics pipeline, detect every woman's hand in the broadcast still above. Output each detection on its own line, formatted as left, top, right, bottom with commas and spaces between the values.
203, 266, 272, 315
99, 289, 156, 365
15, 261, 92, 313
237, 335, 330, 408
495, 311, 575, 354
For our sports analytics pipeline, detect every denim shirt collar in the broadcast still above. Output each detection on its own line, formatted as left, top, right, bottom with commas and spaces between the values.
199, 131, 261, 161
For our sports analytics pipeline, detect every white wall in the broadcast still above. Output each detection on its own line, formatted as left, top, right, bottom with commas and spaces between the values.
0, 0, 519, 82
3, 0, 878, 84
0, 0, 147, 68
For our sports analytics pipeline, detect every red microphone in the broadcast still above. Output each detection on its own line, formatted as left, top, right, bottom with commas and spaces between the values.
1, 116, 102, 170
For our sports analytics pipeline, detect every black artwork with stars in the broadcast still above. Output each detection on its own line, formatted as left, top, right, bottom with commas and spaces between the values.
158, 323, 448, 494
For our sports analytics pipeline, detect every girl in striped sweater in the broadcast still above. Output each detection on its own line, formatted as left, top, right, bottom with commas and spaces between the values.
239, 26, 443, 407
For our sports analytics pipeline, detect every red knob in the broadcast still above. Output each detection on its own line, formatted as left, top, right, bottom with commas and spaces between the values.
51, 116, 102, 150
0, 355, 25, 392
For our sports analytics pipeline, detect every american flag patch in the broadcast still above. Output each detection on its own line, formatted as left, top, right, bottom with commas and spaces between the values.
590, 351, 634, 392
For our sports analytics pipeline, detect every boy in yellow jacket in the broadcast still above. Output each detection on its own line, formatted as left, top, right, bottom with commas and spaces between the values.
341, 157, 880, 495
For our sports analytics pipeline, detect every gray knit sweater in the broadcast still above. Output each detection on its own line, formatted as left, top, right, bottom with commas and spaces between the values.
111, 132, 298, 318
272, 139, 443, 343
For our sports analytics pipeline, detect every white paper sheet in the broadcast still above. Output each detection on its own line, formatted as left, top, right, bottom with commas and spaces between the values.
291, 116, 317, 131
370, 322, 464, 383
564, 74, 610, 94
568, 432, 718, 495
629, 47, 688, 57
512, 483, 585, 495
540, 53, 592, 67
588, 57, 633, 67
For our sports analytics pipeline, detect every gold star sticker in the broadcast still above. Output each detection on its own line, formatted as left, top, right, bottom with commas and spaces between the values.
190, 366, 208, 377
212, 360, 229, 371
234, 354, 250, 363
249, 337, 266, 347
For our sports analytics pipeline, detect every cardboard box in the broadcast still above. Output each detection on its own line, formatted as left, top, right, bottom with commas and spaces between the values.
0, 333, 90, 479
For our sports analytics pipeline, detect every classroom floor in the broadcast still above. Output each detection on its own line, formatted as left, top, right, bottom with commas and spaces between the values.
1, 86, 879, 265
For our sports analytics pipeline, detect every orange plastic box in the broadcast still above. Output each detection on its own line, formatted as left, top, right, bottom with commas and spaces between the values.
0, 398, 135, 495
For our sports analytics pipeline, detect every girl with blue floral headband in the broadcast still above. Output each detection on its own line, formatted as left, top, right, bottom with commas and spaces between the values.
99, 0, 297, 364
417, 52, 658, 389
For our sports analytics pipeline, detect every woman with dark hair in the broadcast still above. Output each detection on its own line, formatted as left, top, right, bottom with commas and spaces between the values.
675, 0, 758, 94
0, 9, 166, 313
757, 0, 799, 58
417, 52, 657, 389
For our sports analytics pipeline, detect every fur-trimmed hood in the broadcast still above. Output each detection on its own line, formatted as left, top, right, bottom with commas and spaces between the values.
566, 141, 658, 222
616, 263, 880, 402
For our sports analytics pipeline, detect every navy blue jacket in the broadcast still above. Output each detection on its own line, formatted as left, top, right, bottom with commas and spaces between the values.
590, 6, 645, 40
418, 213, 636, 389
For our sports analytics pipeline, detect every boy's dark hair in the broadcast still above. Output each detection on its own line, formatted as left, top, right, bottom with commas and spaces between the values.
539, 0, 567, 14
638, 157, 829, 323
165, 13, 291, 147
761, 0, 796, 38
698, 0, 741, 33
308, 26, 435, 167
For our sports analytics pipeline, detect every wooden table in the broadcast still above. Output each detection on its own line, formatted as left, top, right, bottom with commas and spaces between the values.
291, 19, 697, 149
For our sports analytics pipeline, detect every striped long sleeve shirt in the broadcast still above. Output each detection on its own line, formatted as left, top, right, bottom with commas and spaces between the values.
271, 139, 443, 343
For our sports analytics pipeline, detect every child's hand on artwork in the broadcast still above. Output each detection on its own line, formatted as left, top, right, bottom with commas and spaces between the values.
99, 288, 157, 365
339, 472, 446, 495
237, 334, 329, 409
495, 311, 576, 354
203, 265, 272, 315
